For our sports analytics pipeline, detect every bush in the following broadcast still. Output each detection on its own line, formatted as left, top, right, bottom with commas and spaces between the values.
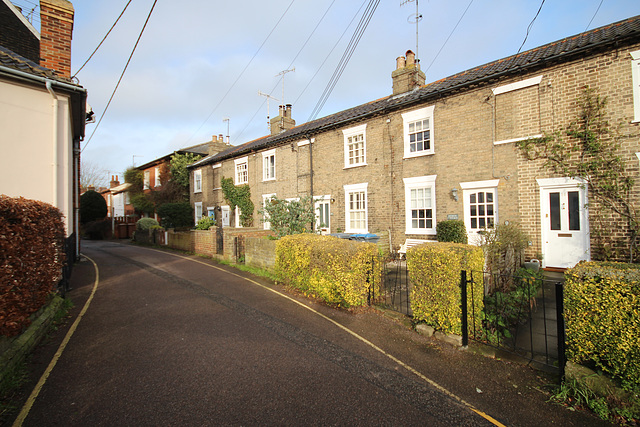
79, 190, 107, 223
479, 222, 530, 292
195, 215, 216, 230
0, 196, 65, 337
407, 242, 484, 335
564, 261, 640, 393
136, 217, 159, 232
82, 219, 111, 240
275, 234, 382, 308
156, 202, 193, 228
259, 195, 315, 238
437, 220, 468, 243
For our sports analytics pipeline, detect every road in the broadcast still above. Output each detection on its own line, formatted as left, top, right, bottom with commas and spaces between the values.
9, 240, 607, 426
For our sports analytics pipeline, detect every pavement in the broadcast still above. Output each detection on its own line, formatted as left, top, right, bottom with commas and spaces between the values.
1, 240, 611, 426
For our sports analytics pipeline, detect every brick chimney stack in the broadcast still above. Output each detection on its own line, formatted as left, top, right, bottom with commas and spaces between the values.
39, 0, 74, 79
110, 175, 120, 188
391, 50, 425, 95
270, 104, 296, 136
208, 134, 230, 156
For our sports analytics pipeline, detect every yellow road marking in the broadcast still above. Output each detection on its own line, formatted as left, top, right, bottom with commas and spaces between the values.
144, 246, 507, 427
13, 256, 100, 427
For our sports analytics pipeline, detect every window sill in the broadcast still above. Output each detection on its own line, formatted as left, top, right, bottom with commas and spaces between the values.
343, 163, 368, 170
403, 151, 434, 160
494, 134, 542, 145
193, 190, 202, 194
405, 229, 436, 235
263, 178, 276, 182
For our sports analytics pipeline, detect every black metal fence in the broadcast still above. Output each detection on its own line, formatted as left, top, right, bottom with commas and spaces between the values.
372, 256, 412, 316
460, 270, 566, 375
57, 233, 76, 297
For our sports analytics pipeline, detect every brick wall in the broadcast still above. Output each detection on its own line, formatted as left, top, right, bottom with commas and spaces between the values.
39, 0, 74, 79
0, 2, 39, 63
245, 237, 276, 270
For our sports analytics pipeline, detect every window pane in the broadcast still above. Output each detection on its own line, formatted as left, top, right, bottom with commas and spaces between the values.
470, 194, 476, 203
478, 192, 485, 203
568, 191, 580, 231
471, 218, 477, 229
487, 192, 493, 203
479, 218, 486, 228
549, 192, 561, 230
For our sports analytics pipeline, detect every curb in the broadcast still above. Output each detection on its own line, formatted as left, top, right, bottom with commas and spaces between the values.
0, 296, 65, 385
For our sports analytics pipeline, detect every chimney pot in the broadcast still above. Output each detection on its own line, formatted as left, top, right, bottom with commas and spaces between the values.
219, 134, 223, 141
406, 50, 415, 66
396, 56, 406, 70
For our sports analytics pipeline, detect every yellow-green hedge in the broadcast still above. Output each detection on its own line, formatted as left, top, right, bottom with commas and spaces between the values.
275, 234, 382, 307
407, 242, 484, 335
565, 261, 640, 392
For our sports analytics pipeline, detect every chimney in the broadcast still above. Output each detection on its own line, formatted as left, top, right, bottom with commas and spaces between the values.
110, 175, 120, 188
270, 105, 296, 136
208, 134, 229, 156
391, 49, 425, 96
39, 0, 74, 79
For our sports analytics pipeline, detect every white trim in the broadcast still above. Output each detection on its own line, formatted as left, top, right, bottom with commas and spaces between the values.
631, 50, 640, 122
193, 169, 202, 193
206, 206, 216, 217
154, 167, 161, 187
2, 0, 39, 39
297, 137, 315, 147
492, 75, 543, 96
636, 152, 640, 162
460, 179, 500, 190
194, 202, 203, 224
234, 156, 249, 185
403, 175, 437, 235
402, 105, 435, 158
343, 124, 367, 169
314, 195, 331, 233
262, 193, 276, 230
536, 176, 586, 189
212, 163, 222, 169
262, 149, 276, 181
343, 183, 368, 233
494, 134, 542, 145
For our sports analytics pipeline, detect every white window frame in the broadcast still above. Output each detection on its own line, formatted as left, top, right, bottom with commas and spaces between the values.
143, 170, 150, 190
262, 193, 276, 230
314, 195, 331, 233
631, 50, 640, 123
155, 167, 161, 187
206, 206, 215, 218
460, 179, 500, 244
234, 206, 243, 228
492, 75, 543, 145
343, 124, 367, 169
193, 169, 202, 193
235, 156, 249, 185
194, 202, 203, 224
262, 149, 276, 181
402, 106, 435, 158
343, 183, 368, 233
403, 175, 437, 235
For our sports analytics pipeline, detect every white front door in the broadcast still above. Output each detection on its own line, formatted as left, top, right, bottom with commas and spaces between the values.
221, 205, 230, 227
461, 180, 499, 245
538, 178, 590, 268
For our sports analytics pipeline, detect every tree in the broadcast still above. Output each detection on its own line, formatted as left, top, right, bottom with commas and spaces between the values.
517, 87, 639, 262
258, 195, 316, 238
80, 159, 109, 191
124, 167, 154, 216
156, 202, 193, 228
79, 190, 107, 223
170, 153, 203, 189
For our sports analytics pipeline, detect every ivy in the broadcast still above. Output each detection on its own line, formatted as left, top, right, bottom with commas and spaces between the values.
517, 87, 639, 262
221, 177, 254, 227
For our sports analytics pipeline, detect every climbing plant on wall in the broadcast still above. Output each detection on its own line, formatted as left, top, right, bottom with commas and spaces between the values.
221, 177, 254, 227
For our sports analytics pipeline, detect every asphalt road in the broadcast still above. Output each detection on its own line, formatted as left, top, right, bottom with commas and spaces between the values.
7, 240, 608, 426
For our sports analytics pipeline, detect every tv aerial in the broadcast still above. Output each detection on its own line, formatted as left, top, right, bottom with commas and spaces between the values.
401, 0, 422, 59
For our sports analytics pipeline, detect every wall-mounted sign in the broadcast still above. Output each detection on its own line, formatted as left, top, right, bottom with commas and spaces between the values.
447, 214, 459, 220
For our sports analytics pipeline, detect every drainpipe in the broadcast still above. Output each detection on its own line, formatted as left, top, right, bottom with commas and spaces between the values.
46, 80, 59, 209
305, 134, 315, 230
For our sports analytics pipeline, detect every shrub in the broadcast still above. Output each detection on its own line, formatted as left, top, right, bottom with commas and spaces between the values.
82, 219, 111, 240
479, 222, 530, 293
195, 215, 216, 230
0, 196, 65, 337
136, 217, 159, 232
156, 202, 193, 228
437, 220, 468, 243
407, 242, 484, 335
564, 261, 640, 393
275, 234, 382, 308
79, 190, 107, 223
259, 195, 316, 238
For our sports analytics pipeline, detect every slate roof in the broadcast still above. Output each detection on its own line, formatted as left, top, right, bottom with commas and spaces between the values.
189, 14, 640, 168
136, 142, 212, 171
0, 44, 75, 84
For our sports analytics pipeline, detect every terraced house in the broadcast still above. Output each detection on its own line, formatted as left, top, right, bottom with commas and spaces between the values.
188, 15, 640, 269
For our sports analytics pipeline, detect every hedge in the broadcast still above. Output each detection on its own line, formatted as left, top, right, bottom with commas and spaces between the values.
407, 242, 484, 335
275, 234, 382, 308
565, 261, 640, 392
0, 196, 65, 337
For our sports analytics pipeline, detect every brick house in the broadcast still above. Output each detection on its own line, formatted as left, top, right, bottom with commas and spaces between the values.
0, 0, 88, 258
188, 15, 640, 269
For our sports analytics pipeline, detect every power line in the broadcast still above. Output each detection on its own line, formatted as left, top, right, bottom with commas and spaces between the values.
82, 0, 158, 153
585, 0, 604, 31
308, 0, 379, 122
515, 0, 546, 56
425, 0, 474, 74
185, 0, 296, 145
73, 0, 133, 78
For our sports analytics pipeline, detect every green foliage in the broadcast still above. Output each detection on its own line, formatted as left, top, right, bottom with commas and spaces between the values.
221, 177, 254, 227
79, 190, 107, 223
152, 163, 189, 204
195, 215, 216, 230
170, 153, 203, 188
275, 234, 382, 308
479, 222, 530, 292
436, 220, 468, 243
407, 242, 484, 335
564, 261, 640, 393
156, 202, 193, 228
259, 195, 316, 238
124, 167, 143, 193
130, 193, 155, 215
517, 87, 638, 262
0, 196, 65, 337
481, 268, 543, 344
136, 217, 159, 232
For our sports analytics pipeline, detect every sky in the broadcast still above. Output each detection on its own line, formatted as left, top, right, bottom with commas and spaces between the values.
14, 0, 640, 185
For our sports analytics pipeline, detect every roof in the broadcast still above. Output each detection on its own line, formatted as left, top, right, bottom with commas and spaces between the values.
190, 14, 640, 169
0, 45, 75, 85
136, 141, 211, 170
